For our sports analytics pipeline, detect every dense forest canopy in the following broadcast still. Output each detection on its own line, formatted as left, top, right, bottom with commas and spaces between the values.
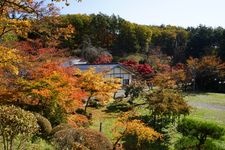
26, 13, 225, 63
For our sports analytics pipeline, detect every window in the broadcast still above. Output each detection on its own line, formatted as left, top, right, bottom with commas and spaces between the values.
123, 79, 129, 85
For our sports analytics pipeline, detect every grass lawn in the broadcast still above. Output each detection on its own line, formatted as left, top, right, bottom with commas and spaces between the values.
185, 93, 225, 125
189, 107, 225, 125
88, 107, 119, 141
185, 92, 225, 106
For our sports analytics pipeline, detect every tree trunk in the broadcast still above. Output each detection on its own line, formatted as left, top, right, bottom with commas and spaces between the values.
197, 136, 206, 150
113, 92, 117, 99
9, 138, 13, 150
2, 132, 6, 150
84, 96, 92, 113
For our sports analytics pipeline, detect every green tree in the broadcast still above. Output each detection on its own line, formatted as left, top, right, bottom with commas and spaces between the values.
218, 28, 225, 60
89, 13, 111, 48
177, 117, 225, 150
151, 26, 188, 63
124, 80, 146, 103
60, 14, 91, 52
185, 25, 215, 58
134, 25, 152, 53
113, 21, 140, 55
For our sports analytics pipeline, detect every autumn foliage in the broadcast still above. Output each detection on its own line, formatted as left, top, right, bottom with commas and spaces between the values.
113, 112, 161, 149
152, 63, 186, 89
3, 1, 225, 149
186, 56, 225, 91
67, 114, 89, 128
27, 62, 86, 113
121, 60, 154, 78
145, 89, 190, 131
75, 68, 121, 112
14, 40, 67, 63
0, 45, 23, 74
93, 53, 113, 64
0, 46, 25, 103
0, 61, 87, 126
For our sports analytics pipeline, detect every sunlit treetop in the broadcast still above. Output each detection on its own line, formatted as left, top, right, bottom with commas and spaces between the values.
0, 17, 31, 38
113, 111, 162, 146
0, 45, 23, 75
0, 0, 80, 16
53, 0, 82, 6
0, 0, 75, 39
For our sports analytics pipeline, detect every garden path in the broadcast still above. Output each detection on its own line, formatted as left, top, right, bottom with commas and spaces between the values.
188, 101, 225, 111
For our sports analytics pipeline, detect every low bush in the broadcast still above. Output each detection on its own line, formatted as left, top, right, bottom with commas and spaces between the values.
106, 101, 132, 112
34, 113, 52, 137
67, 114, 90, 128
53, 128, 113, 150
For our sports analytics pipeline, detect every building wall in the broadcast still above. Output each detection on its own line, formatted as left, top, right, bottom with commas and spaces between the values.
105, 66, 132, 85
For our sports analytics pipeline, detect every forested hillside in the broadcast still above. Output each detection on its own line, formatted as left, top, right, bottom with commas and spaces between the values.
15, 13, 225, 93
26, 13, 225, 63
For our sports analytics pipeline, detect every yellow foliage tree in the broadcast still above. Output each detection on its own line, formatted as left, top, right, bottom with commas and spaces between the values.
76, 68, 121, 112
31, 17, 75, 47
0, 0, 37, 39
0, 17, 31, 38
0, 45, 23, 74
113, 112, 162, 149
0, 45, 24, 102
0, 0, 75, 40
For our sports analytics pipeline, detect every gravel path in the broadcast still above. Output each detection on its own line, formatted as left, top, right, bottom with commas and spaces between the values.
188, 101, 225, 111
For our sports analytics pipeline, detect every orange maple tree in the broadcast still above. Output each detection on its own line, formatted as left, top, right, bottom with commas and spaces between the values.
4, 62, 86, 125
28, 62, 86, 112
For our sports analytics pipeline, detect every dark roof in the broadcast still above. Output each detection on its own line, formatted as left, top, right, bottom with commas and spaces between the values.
74, 63, 133, 74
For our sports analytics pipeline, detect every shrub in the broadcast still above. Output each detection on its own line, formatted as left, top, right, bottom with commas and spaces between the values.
24, 138, 55, 150
34, 113, 52, 137
0, 105, 39, 150
53, 128, 113, 150
106, 101, 132, 112
88, 99, 103, 108
44, 105, 66, 127
67, 114, 90, 128
50, 123, 72, 136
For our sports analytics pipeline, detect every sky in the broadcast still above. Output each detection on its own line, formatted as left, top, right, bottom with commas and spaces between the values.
54, 0, 225, 28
